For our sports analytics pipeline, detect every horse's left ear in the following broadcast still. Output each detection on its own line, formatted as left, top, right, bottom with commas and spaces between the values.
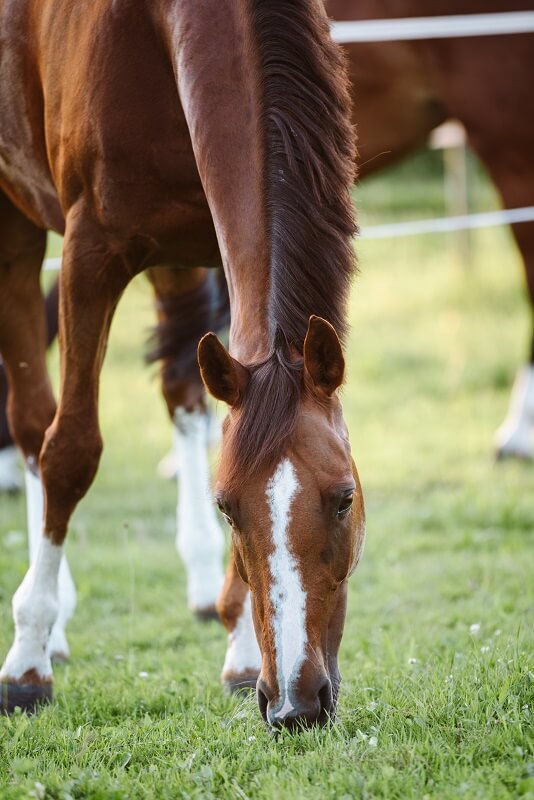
197, 332, 249, 405
303, 315, 345, 397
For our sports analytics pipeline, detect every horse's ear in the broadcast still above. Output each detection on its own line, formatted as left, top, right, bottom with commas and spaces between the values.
303, 315, 345, 397
197, 333, 249, 405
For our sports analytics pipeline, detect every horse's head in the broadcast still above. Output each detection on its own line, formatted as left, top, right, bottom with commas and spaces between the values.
198, 316, 365, 729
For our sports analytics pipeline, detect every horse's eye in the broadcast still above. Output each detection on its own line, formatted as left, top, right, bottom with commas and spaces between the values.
217, 499, 233, 526
337, 493, 353, 518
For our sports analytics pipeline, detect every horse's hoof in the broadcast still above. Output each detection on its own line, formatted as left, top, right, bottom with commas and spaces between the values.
193, 605, 220, 622
0, 682, 52, 715
0, 485, 21, 497
51, 651, 69, 665
223, 673, 258, 695
495, 445, 532, 462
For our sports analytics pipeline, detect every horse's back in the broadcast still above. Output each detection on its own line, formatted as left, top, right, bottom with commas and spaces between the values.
328, 0, 534, 168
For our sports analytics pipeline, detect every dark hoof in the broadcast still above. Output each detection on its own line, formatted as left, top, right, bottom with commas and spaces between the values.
1, 682, 52, 715
193, 605, 220, 622
495, 448, 532, 462
51, 651, 69, 665
223, 674, 258, 695
0, 486, 21, 497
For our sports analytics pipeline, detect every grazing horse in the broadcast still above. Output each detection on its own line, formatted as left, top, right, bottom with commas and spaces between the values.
332, 0, 534, 458
2, 1, 533, 705
0, 0, 365, 727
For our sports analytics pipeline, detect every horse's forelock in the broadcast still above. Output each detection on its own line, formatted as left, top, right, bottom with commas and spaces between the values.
222, 349, 303, 493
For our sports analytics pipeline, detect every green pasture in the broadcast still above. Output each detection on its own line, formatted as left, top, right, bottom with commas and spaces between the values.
0, 159, 533, 798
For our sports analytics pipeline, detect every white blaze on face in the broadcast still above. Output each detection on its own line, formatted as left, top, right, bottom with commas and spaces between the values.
266, 458, 306, 717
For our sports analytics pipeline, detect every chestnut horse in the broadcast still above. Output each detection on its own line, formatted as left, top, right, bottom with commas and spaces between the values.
0, 0, 365, 726
2, 1, 533, 709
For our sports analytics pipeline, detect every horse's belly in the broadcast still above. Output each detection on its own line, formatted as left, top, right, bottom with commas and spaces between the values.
0, 145, 63, 233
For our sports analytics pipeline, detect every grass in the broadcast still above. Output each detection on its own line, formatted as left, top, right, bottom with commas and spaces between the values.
0, 161, 533, 799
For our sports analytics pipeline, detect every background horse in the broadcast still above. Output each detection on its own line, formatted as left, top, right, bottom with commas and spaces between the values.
334, 0, 534, 457
0, 0, 364, 727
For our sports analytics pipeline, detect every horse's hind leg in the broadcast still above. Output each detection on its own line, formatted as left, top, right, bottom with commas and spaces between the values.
0, 365, 21, 493
0, 279, 59, 494
0, 197, 75, 709
147, 266, 226, 618
0, 207, 131, 711
476, 158, 534, 458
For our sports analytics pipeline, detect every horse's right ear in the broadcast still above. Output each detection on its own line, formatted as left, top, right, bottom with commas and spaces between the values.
197, 333, 249, 406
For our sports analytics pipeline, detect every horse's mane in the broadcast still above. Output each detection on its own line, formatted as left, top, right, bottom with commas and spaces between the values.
225, 0, 357, 489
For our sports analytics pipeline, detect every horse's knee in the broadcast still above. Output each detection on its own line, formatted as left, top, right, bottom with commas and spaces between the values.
40, 417, 103, 531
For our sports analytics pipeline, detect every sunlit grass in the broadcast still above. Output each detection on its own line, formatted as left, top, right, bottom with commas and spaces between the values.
0, 170, 532, 798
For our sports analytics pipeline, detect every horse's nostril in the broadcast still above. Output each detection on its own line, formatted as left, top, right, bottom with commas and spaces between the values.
318, 680, 334, 720
257, 685, 268, 722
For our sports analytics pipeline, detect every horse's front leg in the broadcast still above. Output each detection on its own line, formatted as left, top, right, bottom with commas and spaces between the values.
217, 546, 261, 693
1, 207, 132, 711
148, 267, 226, 618
24, 468, 77, 663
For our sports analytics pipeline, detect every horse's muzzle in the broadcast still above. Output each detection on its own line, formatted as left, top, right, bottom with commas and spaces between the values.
257, 675, 334, 730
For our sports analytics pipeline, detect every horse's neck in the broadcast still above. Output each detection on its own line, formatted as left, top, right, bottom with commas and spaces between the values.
160, 0, 270, 364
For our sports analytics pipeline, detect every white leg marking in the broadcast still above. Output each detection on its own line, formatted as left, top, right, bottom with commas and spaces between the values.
266, 458, 306, 717
0, 538, 62, 681
175, 408, 225, 611
222, 591, 261, 681
494, 365, 534, 458
0, 445, 22, 493
25, 467, 76, 659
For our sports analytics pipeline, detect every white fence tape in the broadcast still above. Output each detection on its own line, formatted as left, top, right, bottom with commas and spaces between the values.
42, 206, 534, 271
43, 257, 61, 272
331, 12, 534, 43
360, 206, 534, 241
